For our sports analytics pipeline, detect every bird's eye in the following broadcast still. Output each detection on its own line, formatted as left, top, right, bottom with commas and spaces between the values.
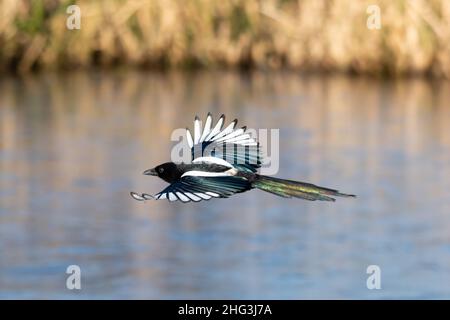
159, 168, 164, 173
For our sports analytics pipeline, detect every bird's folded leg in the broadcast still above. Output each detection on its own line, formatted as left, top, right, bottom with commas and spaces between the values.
130, 192, 154, 201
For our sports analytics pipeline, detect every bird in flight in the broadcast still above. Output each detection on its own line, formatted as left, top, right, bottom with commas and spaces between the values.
131, 114, 355, 203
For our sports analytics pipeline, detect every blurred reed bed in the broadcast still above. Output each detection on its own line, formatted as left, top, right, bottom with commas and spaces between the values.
1, 0, 450, 76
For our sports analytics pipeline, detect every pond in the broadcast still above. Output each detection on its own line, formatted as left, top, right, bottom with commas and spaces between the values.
0, 70, 449, 299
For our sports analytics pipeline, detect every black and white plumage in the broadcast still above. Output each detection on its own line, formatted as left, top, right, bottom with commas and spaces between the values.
131, 114, 355, 203
187, 115, 261, 174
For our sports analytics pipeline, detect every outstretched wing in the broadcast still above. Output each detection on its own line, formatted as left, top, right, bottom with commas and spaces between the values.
154, 175, 252, 202
186, 114, 262, 173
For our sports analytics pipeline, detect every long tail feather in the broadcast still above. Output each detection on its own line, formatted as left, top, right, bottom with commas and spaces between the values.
252, 175, 356, 202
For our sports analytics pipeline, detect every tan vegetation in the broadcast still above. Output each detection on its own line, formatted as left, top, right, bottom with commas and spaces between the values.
1, 0, 450, 76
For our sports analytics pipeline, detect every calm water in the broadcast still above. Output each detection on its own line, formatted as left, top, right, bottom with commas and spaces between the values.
0, 71, 450, 299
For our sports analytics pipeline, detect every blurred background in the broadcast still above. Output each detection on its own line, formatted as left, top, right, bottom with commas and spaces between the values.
0, 0, 450, 299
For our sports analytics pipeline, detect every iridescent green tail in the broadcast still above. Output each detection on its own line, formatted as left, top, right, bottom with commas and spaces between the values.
252, 175, 356, 202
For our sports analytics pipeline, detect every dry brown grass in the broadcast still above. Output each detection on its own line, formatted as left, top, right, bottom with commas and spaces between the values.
1, 0, 450, 76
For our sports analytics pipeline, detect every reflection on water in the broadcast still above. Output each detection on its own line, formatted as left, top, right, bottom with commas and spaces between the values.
1, 71, 450, 299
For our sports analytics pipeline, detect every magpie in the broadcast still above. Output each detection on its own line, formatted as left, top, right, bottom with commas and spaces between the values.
130, 114, 355, 203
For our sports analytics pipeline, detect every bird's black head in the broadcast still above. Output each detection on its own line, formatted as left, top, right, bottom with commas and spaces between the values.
143, 162, 180, 183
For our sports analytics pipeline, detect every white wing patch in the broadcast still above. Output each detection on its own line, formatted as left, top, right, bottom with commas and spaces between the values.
215, 128, 245, 142
183, 192, 202, 201
176, 192, 190, 202
181, 171, 231, 178
186, 129, 194, 148
199, 114, 212, 142
211, 120, 237, 141
186, 114, 258, 155
133, 115, 258, 204
157, 193, 167, 200
205, 116, 224, 141
152, 174, 250, 203
194, 116, 201, 145
130, 192, 154, 201
193, 193, 212, 200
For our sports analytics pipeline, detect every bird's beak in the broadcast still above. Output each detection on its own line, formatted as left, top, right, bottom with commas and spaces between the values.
143, 168, 157, 176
